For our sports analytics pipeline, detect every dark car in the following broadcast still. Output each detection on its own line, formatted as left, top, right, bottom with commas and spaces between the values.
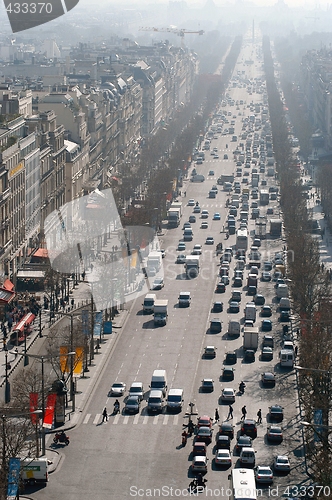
279, 310, 290, 322
244, 349, 255, 363
262, 335, 274, 348
269, 405, 284, 422
213, 301, 223, 312
216, 282, 226, 293
196, 426, 213, 444
248, 286, 257, 296
229, 301, 240, 313
235, 435, 252, 453
262, 319, 272, 332
225, 351, 237, 365
215, 434, 231, 450
261, 372, 276, 387
254, 294, 265, 305
222, 367, 234, 381
210, 319, 222, 333
241, 419, 257, 439
261, 347, 273, 361
261, 305, 272, 317
233, 277, 243, 287
219, 422, 234, 440
124, 396, 140, 414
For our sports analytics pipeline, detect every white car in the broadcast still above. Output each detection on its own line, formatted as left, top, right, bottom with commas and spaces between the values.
255, 465, 273, 484
152, 278, 164, 290
201, 210, 209, 218
192, 244, 202, 255
188, 199, 195, 206
221, 388, 235, 403
110, 382, 126, 396
273, 455, 290, 473
201, 221, 208, 229
215, 449, 232, 466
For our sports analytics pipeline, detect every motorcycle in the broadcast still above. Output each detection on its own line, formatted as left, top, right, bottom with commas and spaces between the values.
53, 432, 70, 446
238, 382, 246, 395
189, 476, 207, 492
113, 403, 120, 415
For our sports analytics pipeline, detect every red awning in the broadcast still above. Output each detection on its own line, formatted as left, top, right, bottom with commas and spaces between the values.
33, 248, 49, 259
13, 312, 36, 332
0, 287, 15, 304
3, 279, 14, 291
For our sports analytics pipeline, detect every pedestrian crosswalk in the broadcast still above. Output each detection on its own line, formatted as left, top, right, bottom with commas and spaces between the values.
83, 412, 181, 426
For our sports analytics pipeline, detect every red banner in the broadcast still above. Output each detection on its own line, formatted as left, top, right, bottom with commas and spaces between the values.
29, 392, 39, 425
43, 393, 57, 429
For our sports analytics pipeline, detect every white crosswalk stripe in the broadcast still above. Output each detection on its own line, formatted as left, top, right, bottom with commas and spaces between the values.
84, 413, 182, 426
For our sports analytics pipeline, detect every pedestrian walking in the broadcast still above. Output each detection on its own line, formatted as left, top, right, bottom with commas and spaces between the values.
215, 408, 220, 423
257, 409, 262, 424
102, 407, 108, 423
241, 405, 247, 421
227, 404, 233, 420
14, 347, 18, 358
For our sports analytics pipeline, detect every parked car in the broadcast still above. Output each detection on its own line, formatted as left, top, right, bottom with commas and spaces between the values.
261, 372, 276, 387
267, 425, 283, 443
255, 465, 273, 484
241, 419, 257, 439
273, 455, 290, 473
269, 405, 284, 422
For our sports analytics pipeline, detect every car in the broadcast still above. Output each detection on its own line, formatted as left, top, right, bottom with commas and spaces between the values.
255, 465, 273, 484
192, 244, 202, 255
229, 301, 240, 313
196, 159, 203, 164
235, 435, 252, 453
215, 434, 231, 450
267, 425, 283, 443
204, 346, 216, 358
214, 154, 219, 159
248, 285, 257, 296
222, 367, 234, 381
269, 405, 284, 422
124, 396, 140, 414
176, 254, 186, 264
201, 379, 214, 392
244, 349, 255, 362
210, 318, 222, 333
193, 205, 201, 213
201, 221, 208, 229
224, 153, 228, 159
201, 210, 209, 218
197, 415, 213, 429
110, 382, 126, 396
183, 222, 192, 230
261, 305, 272, 317
263, 261, 273, 271
213, 147, 218, 152
231, 290, 242, 302
188, 199, 195, 206
221, 388, 236, 403
261, 319, 272, 332
261, 372, 276, 387
254, 294, 265, 306
215, 449, 232, 467
209, 170, 215, 175
267, 207, 274, 215
191, 455, 208, 472
189, 215, 196, 223
261, 347, 273, 361
216, 282, 226, 293
221, 275, 230, 285
280, 310, 290, 322
213, 212, 221, 220
261, 271, 272, 282
128, 382, 144, 401
263, 335, 274, 348
206, 236, 214, 245
177, 242, 186, 251
273, 455, 290, 473
212, 301, 223, 312
196, 426, 213, 444
225, 351, 237, 364
241, 419, 257, 439
233, 276, 243, 287
219, 422, 234, 439
152, 277, 164, 290
192, 441, 207, 456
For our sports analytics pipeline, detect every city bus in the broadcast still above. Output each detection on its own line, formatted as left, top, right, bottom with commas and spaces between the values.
236, 228, 248, 251
229, 468, 257, 500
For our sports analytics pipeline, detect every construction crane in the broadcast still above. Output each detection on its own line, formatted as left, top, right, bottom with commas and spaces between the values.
139, 27, 204, 49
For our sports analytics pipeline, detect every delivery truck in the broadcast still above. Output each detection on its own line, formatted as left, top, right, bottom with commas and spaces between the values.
243, 326, 259, 350
147, 252, 162, 274
20, 458, 49, 485
167, 207, 181, 228
153, 300, 168, 326
185, 256, 200, 279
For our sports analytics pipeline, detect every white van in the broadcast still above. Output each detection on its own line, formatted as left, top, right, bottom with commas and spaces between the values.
240, 447, 256, 466
20, 458, 48, 485
143, 293, 156, 313
147, 390, 164, 413
166, 388, 184, 411
150, 369, 167, 396
279, 349, 294, 368
277, 284, 289, 299
279, 297, 291, 310
178, 292, 191, 307
228, 320, 241, 337
245, 302, 256, 322
183, 228, 194, 241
